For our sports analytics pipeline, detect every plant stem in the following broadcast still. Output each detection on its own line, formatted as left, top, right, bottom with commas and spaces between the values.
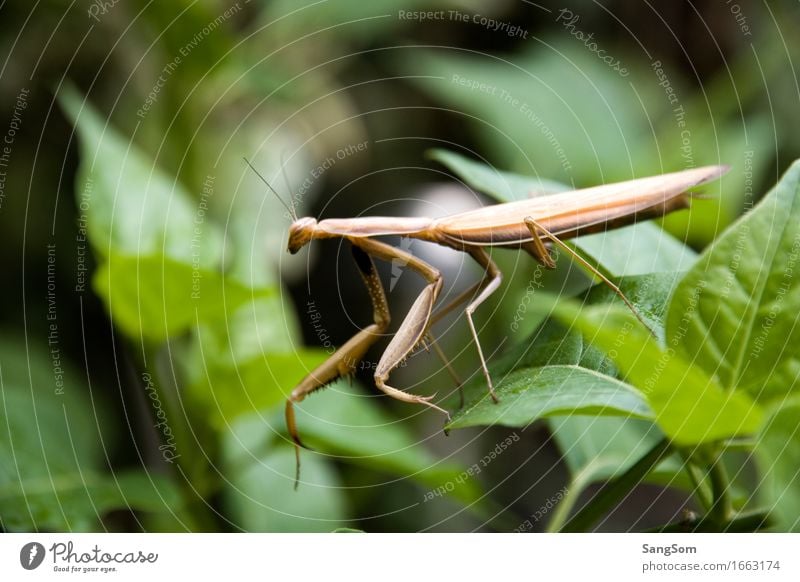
681, 454, 712, 511
707, 450, 733, 524
140, 343, 217, 531
560, 437, 672, 532
651, 510, 774, 533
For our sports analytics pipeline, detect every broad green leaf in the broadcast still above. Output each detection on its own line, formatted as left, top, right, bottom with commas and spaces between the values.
449, 366, 652, 429
574, 223, 698, 277
546, 417, 672, 531
193, 349, 329, 424
0, 471, 182, 532
182, 294, 314, 422
223, 418, 348, 532
93, 253, 269, 342
59, 85, 223, 267
406, 46, 659, 184
448, 274, 679, 431
555, 302, 763, 444
754, 400, 800, 531
667, 160, 800, 402
580, 271, 684, 345
191, 297, 300, 368
550, 417, 664, 482
0, 338, 179, 531
429, 148, 570, 201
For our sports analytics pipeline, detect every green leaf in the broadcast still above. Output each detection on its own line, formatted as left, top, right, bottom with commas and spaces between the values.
59, 84, 223, 267
0, 337, 179, 531
181, 294, 315, 422
0, 471, 182, 532
448, 273, 681, 431
429, 148, 570, 201
754, 400, 800, 531
93, 253, 269, 342
449, 366, 652, 430
193, 349, 329, 424
666, 160, 800, 402
550, 417, 664, 483
223, 418, 348, 532
406, 46, 658, 184
574, 222, 698, 277
555, 302, 763, 444
581, 271, 684, 345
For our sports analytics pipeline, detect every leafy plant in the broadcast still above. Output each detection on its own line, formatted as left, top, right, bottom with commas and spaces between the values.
436, 151, 800, 532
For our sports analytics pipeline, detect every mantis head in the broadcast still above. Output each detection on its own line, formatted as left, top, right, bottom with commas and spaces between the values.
287, 217, 318, 253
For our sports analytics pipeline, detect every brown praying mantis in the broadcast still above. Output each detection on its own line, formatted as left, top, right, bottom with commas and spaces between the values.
248, 159, 727, 487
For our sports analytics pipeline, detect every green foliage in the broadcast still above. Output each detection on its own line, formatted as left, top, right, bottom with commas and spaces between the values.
554, 302, 763, 444
223, 418, 349, 533
411, 47, 653, 184
428, 148, 570, 200
755, 400, 800, 532
4, 0, 798, 536
447, 316, 654, 430
450, 365, 653, 428
291, 382, 483, 506
60, 85, 224, 267
666, 160, 800, 402
222, 381, 487, 531
0, 338, 180, 531
441, 152, 800, 531
93, 253, 269, 342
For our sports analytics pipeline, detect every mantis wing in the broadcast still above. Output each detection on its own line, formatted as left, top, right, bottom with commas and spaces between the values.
433, 165, 728, 246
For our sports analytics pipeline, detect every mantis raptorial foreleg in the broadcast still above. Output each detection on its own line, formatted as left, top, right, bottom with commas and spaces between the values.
347, 237, 452, 418
286, 245, 390, 486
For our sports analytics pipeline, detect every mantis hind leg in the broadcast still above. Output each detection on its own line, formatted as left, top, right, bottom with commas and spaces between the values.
523, 216, 654, 335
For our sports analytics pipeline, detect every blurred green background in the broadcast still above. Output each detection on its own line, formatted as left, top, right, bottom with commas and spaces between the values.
0, 0, 797, 532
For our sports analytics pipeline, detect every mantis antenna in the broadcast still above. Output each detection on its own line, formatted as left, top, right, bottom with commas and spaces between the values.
243, 157, 297, 221
280, 150, 295, 208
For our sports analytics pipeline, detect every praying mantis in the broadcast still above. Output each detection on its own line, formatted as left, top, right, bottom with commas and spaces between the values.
250, 159, 728, 486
